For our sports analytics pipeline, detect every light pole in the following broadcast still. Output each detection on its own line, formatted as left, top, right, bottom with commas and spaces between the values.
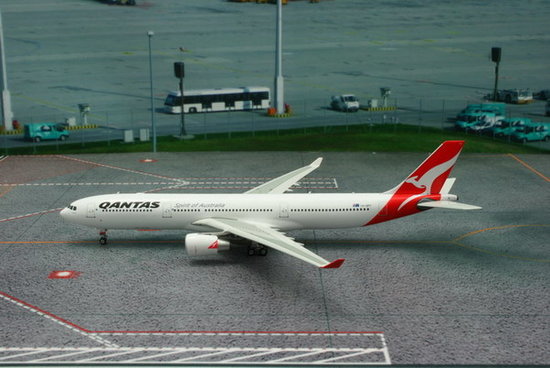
274, 0, 284, 114
174, 61, 186, 136
0, 9, 14, 131
148, 30, 157, 153
491, 47, 501, 102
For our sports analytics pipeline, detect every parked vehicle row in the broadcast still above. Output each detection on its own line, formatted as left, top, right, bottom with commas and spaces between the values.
454, 103, 549, 142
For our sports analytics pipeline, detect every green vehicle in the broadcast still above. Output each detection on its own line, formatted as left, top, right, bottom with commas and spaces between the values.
24, 122, 69, 142
456, 103, 506, 120
511, 123, 550, 143
455, 112, 501, 131
491, 118, 531, 137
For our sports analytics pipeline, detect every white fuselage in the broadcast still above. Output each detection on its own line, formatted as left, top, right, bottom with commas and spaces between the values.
61, 193, 392, 232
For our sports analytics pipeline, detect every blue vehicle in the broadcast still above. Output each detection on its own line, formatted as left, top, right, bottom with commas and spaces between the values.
24, 122, 69, 142
455, 113, 502, 132
491, 118, 531, 137
511, 123, 550, 143
456, 103, 506, 121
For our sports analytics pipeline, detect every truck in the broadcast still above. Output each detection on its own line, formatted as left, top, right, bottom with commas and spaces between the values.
24, 122, 69, 142
493, 89, 533, 104
330, 94, 359, 112
511, 123, 550, 143
98, 0, 136, 5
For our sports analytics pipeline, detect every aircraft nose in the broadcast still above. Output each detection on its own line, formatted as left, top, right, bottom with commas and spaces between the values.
60, 207, 69, 219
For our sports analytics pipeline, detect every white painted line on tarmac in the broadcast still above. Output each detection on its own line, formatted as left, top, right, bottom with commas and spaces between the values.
30, 348, 103, 362
77, 348, 147, 362
0, 208, 63, 224
55, 155, 181, 182
221, 348, 283, 363
0, 293, 118, 348
0, 345, 391, 365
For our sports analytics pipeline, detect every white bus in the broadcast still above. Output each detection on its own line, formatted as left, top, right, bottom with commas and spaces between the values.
164, 86, 270, 114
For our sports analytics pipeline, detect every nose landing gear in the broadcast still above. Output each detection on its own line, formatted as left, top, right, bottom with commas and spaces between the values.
99, 230, 108, 246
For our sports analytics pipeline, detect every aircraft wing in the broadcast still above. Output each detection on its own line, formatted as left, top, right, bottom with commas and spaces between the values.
193, 217, 344, 269
244, 158, 322, 194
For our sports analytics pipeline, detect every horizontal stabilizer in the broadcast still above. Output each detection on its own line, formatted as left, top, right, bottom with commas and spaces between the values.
418, 200, 482, 210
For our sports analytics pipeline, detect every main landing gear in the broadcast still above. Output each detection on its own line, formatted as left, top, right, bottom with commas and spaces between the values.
248, 242, 268, 257
99, 230, 108, 246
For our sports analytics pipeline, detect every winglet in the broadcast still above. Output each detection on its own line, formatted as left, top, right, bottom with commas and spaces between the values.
321, 258, 345, 269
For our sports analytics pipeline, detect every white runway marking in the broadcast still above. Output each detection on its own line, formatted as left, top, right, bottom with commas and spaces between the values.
0, 293, 117, 348
0, 346, 391, 365
2, 178, 337, 189
0, 208, 63, 224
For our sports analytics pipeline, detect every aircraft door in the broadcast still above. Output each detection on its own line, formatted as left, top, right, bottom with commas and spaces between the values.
162, 202, 173, 218
279, 203, 289, 218
86, 204, 96, 218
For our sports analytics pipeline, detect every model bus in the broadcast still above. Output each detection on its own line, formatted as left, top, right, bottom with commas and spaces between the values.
164, 87, 270, 114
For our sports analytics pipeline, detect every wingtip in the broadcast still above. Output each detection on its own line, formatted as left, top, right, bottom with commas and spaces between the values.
321, 258, 345, 269
311, 157, 323, 168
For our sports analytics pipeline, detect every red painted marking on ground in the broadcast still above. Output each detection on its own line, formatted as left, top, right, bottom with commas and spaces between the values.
0, 291, 382, 336
92, 329, 384, 335
48, 271, 81, 279
0, 291, 91, 333
140, 159, 157, 163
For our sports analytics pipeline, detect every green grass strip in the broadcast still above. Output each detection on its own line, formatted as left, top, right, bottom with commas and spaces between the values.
4, 124, 548, 155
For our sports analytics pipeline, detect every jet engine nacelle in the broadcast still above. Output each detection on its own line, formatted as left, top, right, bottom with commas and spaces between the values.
185, 233, 230, 256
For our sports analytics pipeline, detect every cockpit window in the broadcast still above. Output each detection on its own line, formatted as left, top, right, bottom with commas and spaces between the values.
68, 205, 77, 211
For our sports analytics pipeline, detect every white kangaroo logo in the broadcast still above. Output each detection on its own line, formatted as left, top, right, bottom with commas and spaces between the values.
397, 152, 460, 212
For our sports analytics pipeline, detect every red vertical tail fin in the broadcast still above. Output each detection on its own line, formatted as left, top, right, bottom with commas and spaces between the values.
367, 141, 465, 226
386, 140, 465, 195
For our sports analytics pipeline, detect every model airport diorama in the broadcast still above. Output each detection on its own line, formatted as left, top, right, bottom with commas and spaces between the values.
0, 0, 549, 366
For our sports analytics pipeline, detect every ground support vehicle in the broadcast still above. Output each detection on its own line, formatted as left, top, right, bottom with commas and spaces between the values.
99, 0, 136, 5
491, 89, 533, 104
164, 87, 270, 114
456, 103, 506, 119
330, 95, 359, 112
534, 89, 550, 100
490, 118, 531, 137
455, 113, 502, 132
511, 123, 550, 143
24, 123, 69, 142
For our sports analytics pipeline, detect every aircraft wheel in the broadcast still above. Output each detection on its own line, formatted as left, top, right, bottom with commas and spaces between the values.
99, 236, 108, 246
259, 248, 268, 256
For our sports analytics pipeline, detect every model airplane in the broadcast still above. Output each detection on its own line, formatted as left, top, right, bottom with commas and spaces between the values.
60, 140, 481, 269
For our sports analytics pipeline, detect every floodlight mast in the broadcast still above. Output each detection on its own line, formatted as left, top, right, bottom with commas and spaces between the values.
274, 0, 284, 114
147, 30, 156, 153
0, 9, 14, 131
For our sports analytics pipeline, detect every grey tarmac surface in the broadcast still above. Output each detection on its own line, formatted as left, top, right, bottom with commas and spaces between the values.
0, 151, 548, 365
1, 0, 550, 150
